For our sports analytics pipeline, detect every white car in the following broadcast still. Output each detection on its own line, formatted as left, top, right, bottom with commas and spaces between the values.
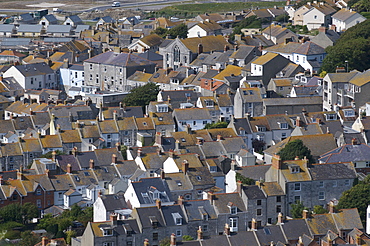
112, 1, 120, 7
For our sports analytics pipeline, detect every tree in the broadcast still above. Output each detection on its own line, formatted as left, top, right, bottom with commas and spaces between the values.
167, 23, 188, 39
40, 150, 65, 159
21, 203, 38, 223
159, 237, 171, 246
313, 205, 328, 214
290, 200, 308, 218
230, 16, 261, 40
152, 27, 168, 38
204, 121, 228, 129
182, 235, 194, 241
122, 83, 159, 111
277, 139, 314, 163
236, 173, 255, 185
19, 231, 40, 246
252, 139, 266, 154
337, 178, 370, 224
65, 230, 77, 245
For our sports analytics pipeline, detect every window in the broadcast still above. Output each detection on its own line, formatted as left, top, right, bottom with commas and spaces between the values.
152, 232, 158, 241
36, 188, 41, 195
229, 218, 238, 232
333, 181, 337, 187
319, 191, 325, 200
279, 122, 288, 129
89, 64, 93, 70
319, 181, 324, 188
276, 205, 281, 213
257, 209, 262, 216
31, 78, 34, 84
276, 196, 281, 203
230, 207, 237, 215
176, 230, 182, 237
294, 196, 301, 202
294, 183, 301, 191
202, 225, 208, 232
103, 229, 113, 236
345, 179, 350, 186
268, 218, 272, 224
193, 121, 196, 126
203, 121, 207, 125
37, 199, 41, 208
176, 218, 182, 225
103, 243, 114, 246
107, 134, 111, 139
173, 45, 180, 62
257, 200, 262, 206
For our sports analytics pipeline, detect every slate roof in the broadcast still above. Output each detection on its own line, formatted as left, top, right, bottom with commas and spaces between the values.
280, 219, 311, 241
236, 165, 271, 181
332, 8, 362, 21
212, 192, 246, 214
130, 177, 172, 204
46, 25, 72, 33
180, 35, 232, 54
173, 108, 211, 121
319, 143, 370, 163
85, 51, 155, 67
14, 63, 54, 76
309, 163, 357, 180
182, 199, 217, 221
255, 225, 287, 245
293, 41, 325, 55
17, 24, 42, 33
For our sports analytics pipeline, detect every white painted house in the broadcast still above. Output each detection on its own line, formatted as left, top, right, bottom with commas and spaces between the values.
332, 9, 366, 32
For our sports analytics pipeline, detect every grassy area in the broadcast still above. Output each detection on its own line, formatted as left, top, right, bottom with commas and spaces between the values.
361, 12, 370, 19
149, 1, 286, 18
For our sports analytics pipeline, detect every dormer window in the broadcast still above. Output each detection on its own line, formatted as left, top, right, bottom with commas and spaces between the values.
149, 216, 158, 228
325, 113, 337, 121
156, 104, 168, 113
102, 228, 113, 236
256, 125, 266, 132
289, 165, 300, 174
230, 206, 237, 215
172, 213, 182, 225
278, 122, 288, 129
343, 109, 355, 117
205, 100, 214, 107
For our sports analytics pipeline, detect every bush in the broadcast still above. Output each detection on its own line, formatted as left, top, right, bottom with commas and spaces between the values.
182, 235, 194, 241
4, 230, 21, 240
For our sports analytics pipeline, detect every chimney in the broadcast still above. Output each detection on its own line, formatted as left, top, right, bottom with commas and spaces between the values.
196, 138, 203, 146
156, 147, 162, 156
156, 199, 162, 209
98, 190, 102, 197
302, 209, 309, 219
217, 134, 223, 141
328, 201, 335, 213
208, 192, 214, 204
182, 160, 189, 175
177, 196, 184, 205
72, 146, 77, 157
296, 116, 301, 127
272, 154, 282, 169
42, 236, 49, 246
110, 213, 118, 224
17, 169, 23, 180
277, 212, 283, 224
224, 44, 229, 52
175, 140, 180, 151
52, 150, 56, 162
144, 239, 150, 246
352, 138, 358, 145
198, 43, 203, 54
66, 163, 72, 174
251, 218, 257, 231
115, 142, 121, 152
185, 124, 191, 134
298, 237, 304, 246
318, 25, 326, 33
328, 237, 333, 246
112, 154, 117, 164
137, 148, 142, 158
236, 181, 243, 196
0, 175, 3, 185
224, 223, 230, 236
356, 236, 362, 245
113, 110, 117, 121
89, 159, 95, 169
197, 226, 203, 240
168, 149, 174, 158
45, 169, 50, 178
160, 169, 165, 180
170, 233, 176, 246
155, 132, 162, 145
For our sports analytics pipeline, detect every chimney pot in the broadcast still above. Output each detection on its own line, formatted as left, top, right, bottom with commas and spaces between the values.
66, 163, 72, 174
170, 233, 176, 246
112, 154, 117, 164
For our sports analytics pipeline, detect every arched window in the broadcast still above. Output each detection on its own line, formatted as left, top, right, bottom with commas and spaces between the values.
173, 45, 180, 62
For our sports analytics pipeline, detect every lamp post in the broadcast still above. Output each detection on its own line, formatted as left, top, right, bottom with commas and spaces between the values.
345, 60, 348, 73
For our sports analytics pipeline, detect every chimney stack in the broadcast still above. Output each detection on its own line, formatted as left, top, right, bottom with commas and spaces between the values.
272, 154, 282, 169
17, 169, 23, 180
302, 209, 309, 219
224, 223, 230, 236
89, 159, 94, 169
110, 213, 118, 225
156, 199, 162, 209
182, 160, 189, 175
177, 196, 184, 205
328, 201, 335, 213
45, 169, 50, 178
168, 149, 174, 158
66, 163, 72, 174
137, 148, 142, 158
208, 192, 214, 204
115, 142, 121, 152
236, 181, 243, 196
251, 218, 257, 231
277, 212, 283, 224
170, 233, 176, 246
42, 236, 49, 246
112, 154, 117, 164
160, 169, 165, 180
72, 146, 77, 157
198, 43, 203, 54
144, 239, 150, 246
185, 124, 191, 134
296, 116, 301, 127
156, 147, 162, 156
352, 138, 358, 145
197, 226, 203, 240
0, 175, 3, 185
52, 150, 56, 162
217, 134, 223, 141
155, 132, 162, 146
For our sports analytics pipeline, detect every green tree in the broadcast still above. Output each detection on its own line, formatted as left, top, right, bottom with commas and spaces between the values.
21, 203, 38, 224
236, 173, 255, 185
0, 203, 23, 223
337, 177, 370, 224
122, 83, 159, 111
65, 230, 77, 245
204, 121, 228, 129
152, 27, 168, 38
182, 235, 194, 241
313, 205, 328, 214
290, 200, 308, 218
40, 150, 65, 159
252, 139, 266, 154
277, 139, 314, 163
159, 237, 171, 246
167, 23, 188, 39
19, 231, 40, 246
231, 16, 261, 40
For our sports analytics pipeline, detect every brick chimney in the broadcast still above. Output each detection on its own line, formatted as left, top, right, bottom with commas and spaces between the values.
236, 181, 243, 196
302, 209, 309, 219
168, 149, 174, 158
277, 212, 283, 224
42, 236, 49, 246
298, 237, 304, 246
112, 154, 117, 164
66, 163, 72, 174
185, 124, 191, 134
177, 196, 184, 205
156, 199, 162, 209
251, 218, 257, 231
155, 132, 162, 145
272, 154, 282, 169
156, 147, 162, 156
170, 233, 176, 246
17, 169, 23, 180
144, 239, 150, 246
137, 148, 142, 158
352, 138, 358, 145
208, 192, 214, 204
197, 226, 203, 240
115, 142, 121, 152
160, 169, 165, 180
89, 159, 94, 169
296, 116, 301, 127
328, 201, 335, 213
182, 160, 189, 175
72, 146, 77, 157
52, 150, 56, 162
0, 175, 3, 185
224, 223, 230, 236
110, 213, 118, 225
217, 134, 223, 141
45, 169, 50, 178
